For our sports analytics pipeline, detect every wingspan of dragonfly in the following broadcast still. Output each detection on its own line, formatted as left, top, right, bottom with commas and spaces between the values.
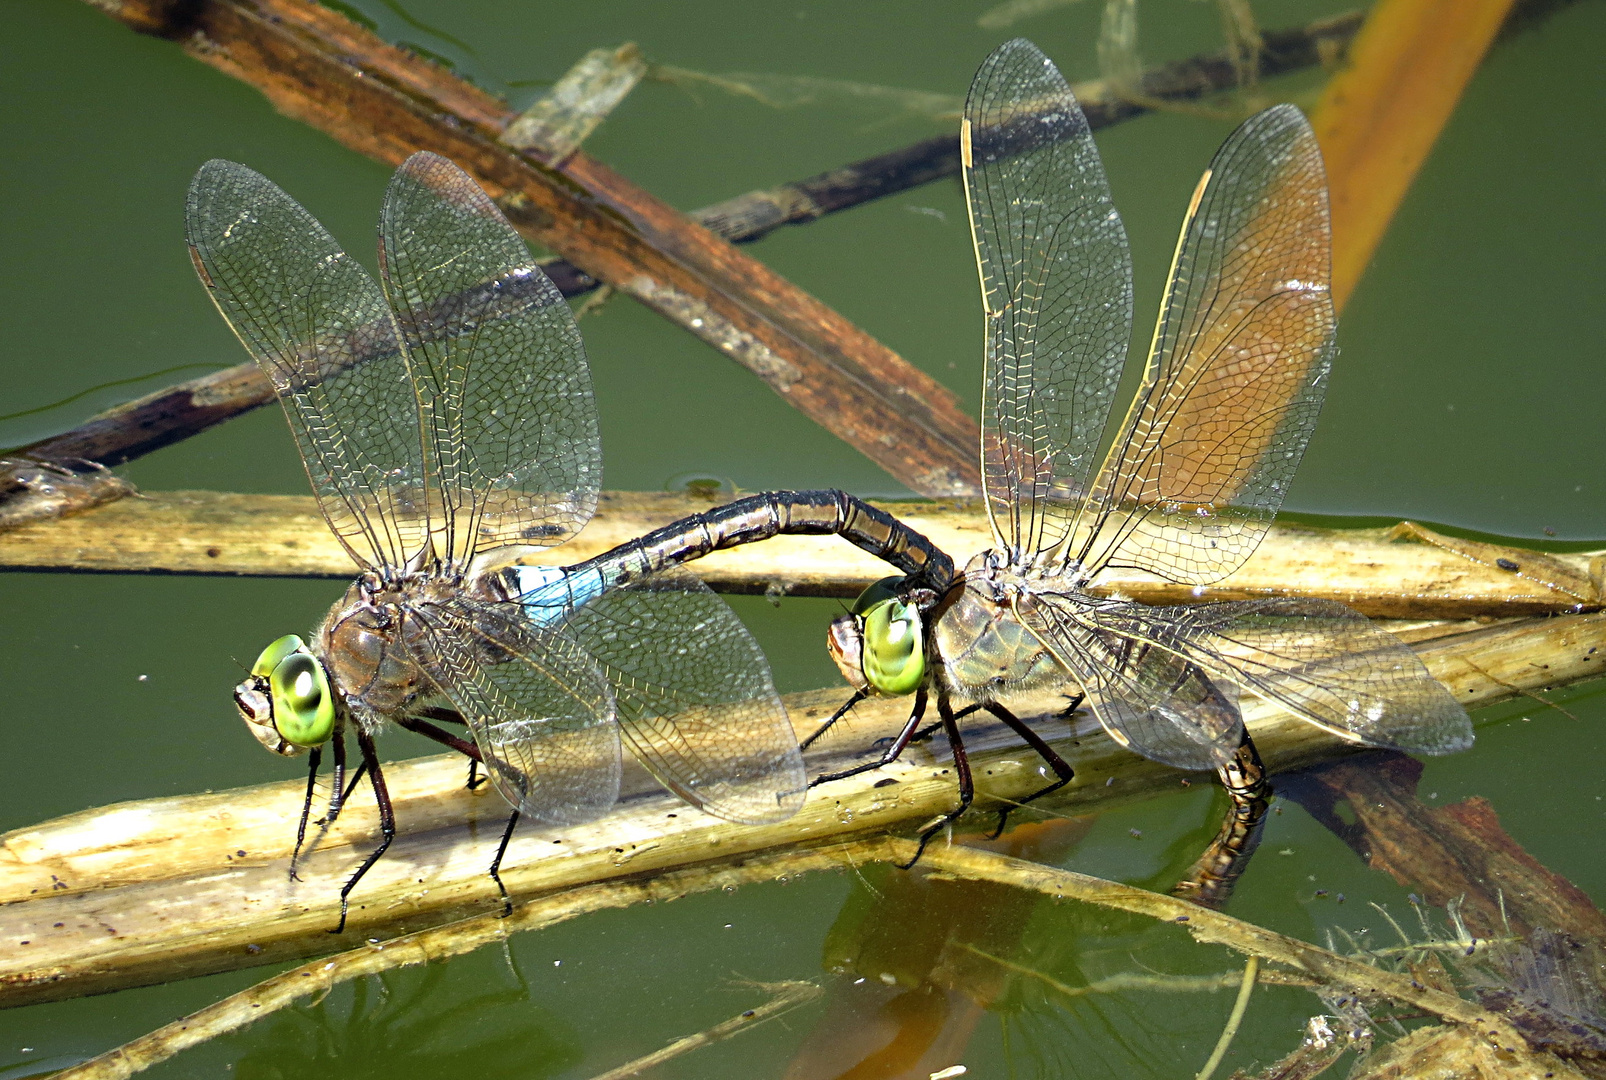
550, 566, 806, 825
186, 159, 424, 572
1023, 591, 1473, 766
1096, 597, 1474, 755
187, 153, 602, 577
380, 153, 601, 572
1019, 591, 1246, 771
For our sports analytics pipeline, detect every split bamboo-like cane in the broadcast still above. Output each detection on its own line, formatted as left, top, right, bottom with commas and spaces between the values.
0, 489, 1598, 617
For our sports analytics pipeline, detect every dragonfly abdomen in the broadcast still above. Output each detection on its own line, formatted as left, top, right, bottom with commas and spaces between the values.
570, 490, 955, 590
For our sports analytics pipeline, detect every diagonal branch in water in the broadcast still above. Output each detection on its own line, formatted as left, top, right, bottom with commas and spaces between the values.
581, 979, 823, 1080
9, 5, 1379, 495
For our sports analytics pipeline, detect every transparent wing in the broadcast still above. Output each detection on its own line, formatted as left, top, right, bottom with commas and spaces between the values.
1123, 598, 1473, 755
1070, 104, 1335, 584
553, 567, 805, 825
1022, 593, 1244, 770
964, 38, 1133, 559
380, 152, 601, 570
1047, 595, 1473, 757
404, 596, 620, 825
186, 159, 423, 571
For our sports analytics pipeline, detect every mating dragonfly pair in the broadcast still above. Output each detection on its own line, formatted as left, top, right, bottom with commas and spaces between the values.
189, 38, 1471, 932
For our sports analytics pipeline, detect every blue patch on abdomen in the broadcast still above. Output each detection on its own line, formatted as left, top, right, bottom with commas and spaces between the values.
510, 564, 608, 626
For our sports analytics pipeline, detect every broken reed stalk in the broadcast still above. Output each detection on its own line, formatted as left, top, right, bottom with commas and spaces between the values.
0, 489, 1598, 618
49, 846, 852, 1080
13, 5, 1377, 491
4, 609, 1605, 1008
53, 833, 1555, 1080
82, 0, 980, 496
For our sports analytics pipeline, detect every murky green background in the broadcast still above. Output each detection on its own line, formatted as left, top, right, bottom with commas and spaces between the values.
2, 0, 1605, 1076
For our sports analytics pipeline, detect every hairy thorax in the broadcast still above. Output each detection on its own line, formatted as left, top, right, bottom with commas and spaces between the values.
933, 551, 1068, 700
315, 575, 438, 726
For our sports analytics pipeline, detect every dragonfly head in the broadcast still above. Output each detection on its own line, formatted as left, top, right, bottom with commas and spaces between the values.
234, 634, 337, 756
828, 577, 927, 697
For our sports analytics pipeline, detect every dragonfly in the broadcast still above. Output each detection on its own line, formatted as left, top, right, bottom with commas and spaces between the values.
179, 156, 839, 930
816, 39, 1474, 906
188, 151, 956, 932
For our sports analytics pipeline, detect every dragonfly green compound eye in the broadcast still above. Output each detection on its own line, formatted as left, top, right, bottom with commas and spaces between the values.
264, 645, 336, 747
861, 598, 925, 696
851, 576, 906, 615
251, 634, 305, 679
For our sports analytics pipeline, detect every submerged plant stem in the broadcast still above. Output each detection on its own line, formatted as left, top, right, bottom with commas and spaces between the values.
582, 980, 822, 1080
1195, 955, 1258, 1080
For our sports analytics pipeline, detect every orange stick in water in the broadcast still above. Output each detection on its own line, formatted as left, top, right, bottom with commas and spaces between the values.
1312, 0, 1518, 311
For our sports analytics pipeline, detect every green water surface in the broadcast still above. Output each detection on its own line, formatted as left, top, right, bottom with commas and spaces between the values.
2, 0, 1605, 1076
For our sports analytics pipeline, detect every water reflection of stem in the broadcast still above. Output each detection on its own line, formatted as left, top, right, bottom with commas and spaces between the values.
957, 942, 1319, 999
582, 979, 822, 1080
904, 842, 1533, 1050
1193, 955, 1257, 1080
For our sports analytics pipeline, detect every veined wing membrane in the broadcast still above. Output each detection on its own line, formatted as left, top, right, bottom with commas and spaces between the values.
1133, 598, 1472, 754
380, 153, 601, 570
1022, 594, 1244, 770
1072, 105, 1335, 584
405, 596, 620, 825
557, 568, 806, 824
964, 38, 1132, 559
185, 160, 424, 572
1073, 598, 1473, 755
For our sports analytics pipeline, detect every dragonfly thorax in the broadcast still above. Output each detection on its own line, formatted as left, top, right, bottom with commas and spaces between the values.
316, 580, 427, 728
932, 553, 1066, 700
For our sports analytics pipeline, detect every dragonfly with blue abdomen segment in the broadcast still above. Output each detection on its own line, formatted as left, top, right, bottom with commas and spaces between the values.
188, 153, 953, 931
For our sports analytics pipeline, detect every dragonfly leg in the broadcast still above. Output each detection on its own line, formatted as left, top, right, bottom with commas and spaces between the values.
333, 729, 396, 935
1170, 730, 1272, 910
800, 688, 867, 751
320, 729, 347, 827
982, 702, 1076, 840
487, 808, 521, 917
295, 734, 366, 883
289, 745, 322, 883
899, 692, 974, 869
914, 702, 977, 746
395, 713, 481, 761
336, 761, 369, 808
320, 732, 371, 825
809, 688, 927, 787
396, 713, 487, 790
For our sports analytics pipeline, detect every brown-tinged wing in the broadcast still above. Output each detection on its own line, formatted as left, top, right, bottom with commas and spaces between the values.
1068, 104, 1335, 584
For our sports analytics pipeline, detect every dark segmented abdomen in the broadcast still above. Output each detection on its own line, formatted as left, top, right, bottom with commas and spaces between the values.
575, 490, 954, 591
